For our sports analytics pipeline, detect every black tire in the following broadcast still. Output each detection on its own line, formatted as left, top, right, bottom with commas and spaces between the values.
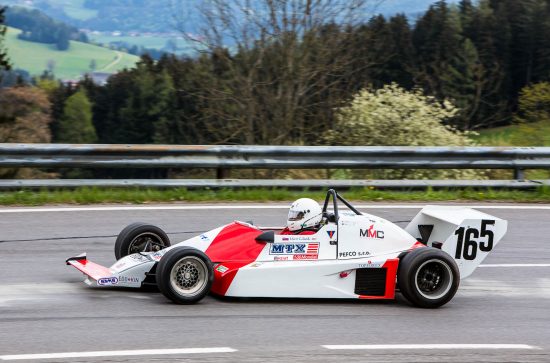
114, 222, 171, 260
398, 247, 460, 308
156, 247, 213, 304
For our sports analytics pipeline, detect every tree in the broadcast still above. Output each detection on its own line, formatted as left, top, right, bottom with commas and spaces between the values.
0, 6, 11, 75
324, 84, 477, 179
174, 0, 377, 145
510, 82, 550, 146
56, 88, 97, 143
0, 86, 52, 178
56, 29, 70, 50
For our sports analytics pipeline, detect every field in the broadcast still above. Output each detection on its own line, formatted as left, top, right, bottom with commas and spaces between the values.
4, 27, 140, 79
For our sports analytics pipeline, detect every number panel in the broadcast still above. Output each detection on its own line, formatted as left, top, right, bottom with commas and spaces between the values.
454, 220, 495, 260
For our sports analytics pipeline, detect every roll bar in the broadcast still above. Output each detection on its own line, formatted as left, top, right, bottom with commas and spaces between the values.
321, 189, 362, 222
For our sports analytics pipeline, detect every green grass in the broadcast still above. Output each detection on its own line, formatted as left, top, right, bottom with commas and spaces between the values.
475, 120, 550, 146
4, 27, 140, 79
1, 187, 550, 206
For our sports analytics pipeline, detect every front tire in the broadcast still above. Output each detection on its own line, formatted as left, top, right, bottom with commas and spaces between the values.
156, 247, 213, 304
114, 222, 171, 260
398, 248, 459, 308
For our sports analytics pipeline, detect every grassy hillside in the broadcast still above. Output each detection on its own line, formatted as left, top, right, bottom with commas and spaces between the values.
4, 26, 139, 79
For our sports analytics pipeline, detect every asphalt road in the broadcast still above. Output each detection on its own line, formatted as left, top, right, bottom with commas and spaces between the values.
0, 203, 549, 362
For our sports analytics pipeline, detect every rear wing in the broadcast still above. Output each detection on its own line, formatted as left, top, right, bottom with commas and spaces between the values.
405, 206, 507, 279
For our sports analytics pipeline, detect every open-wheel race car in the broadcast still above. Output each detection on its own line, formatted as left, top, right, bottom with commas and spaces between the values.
66, 189, 507, 308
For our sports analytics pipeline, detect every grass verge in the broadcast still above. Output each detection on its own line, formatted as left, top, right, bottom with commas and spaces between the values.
1, 187, 550, 206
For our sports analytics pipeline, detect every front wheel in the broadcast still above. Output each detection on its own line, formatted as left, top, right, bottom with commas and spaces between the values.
156, 247, 213, 304
114, 222, 171, 260
398, 248, 460, 308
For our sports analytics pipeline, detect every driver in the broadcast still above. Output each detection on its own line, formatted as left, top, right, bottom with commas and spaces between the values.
280, 198, 323, 235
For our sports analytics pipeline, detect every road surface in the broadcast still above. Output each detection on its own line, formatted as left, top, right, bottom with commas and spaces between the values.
0, 203, 548, 362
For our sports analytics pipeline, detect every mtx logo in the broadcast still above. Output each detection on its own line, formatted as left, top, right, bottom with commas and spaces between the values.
270, 243, 319, 255
360, 225, 384, 239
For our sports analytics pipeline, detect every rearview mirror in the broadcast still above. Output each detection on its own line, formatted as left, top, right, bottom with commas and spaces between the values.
255, 231, 275, 243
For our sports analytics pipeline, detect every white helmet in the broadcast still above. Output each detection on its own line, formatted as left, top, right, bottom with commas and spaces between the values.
287, 198, 322, 231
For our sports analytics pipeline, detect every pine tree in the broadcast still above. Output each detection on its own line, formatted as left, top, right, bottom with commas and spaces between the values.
56, 89, 97, 143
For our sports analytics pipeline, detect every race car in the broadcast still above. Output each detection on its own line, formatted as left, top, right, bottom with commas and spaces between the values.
66, 189, 507, 308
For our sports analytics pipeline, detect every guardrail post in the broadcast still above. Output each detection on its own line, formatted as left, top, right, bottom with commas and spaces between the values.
216, 168, 230, 179
514, 168, 525, 181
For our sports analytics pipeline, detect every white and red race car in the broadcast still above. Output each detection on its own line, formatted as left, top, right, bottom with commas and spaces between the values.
66, 190, 507, 308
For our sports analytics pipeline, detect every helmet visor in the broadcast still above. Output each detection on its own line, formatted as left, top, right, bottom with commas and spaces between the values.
288, 210, 305, 221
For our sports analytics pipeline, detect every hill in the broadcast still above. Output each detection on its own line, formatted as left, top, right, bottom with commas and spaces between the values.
4, 26, 139, 79
3, 0, 458, 33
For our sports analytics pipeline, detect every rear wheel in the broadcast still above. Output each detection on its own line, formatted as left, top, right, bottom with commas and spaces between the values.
156, 247, 213, 304
398, 248, 459, 308
114, 223, 171, 260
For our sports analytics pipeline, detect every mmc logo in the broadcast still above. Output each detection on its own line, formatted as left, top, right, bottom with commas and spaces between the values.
360, 225, 384, 239
270, 243, 319, 255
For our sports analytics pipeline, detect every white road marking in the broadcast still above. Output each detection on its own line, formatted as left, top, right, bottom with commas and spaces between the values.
480, 264, 550, 268
0, 347, 237, 361
322, 344, 540, 350
0, 204, 549, 213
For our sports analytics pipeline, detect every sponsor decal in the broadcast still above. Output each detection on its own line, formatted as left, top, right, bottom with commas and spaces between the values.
200, 234, 210, 241
279, 236, 316, 242
216, 265, 229, 273
271, 243, 320, 260
151, 252, 163, 261
97, 277, 118, 286
326, 230, 335, 239
359, 260, 382, 268
359, 225, 385, 239
339, 251, 371, 258
129, 254, 148, 262
274, 256, 289, 261
118, 276, 140, 283
270, 243, 319, 255
293, 254, 318, 260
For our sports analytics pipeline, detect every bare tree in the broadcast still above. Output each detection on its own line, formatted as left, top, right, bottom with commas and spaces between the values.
172, 0, 382, 145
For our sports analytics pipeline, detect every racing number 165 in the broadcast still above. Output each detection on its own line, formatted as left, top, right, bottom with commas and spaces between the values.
454, 219, 495, 260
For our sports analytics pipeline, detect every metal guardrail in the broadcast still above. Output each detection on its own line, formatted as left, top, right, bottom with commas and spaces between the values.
1, 144, 550, 189
0, 179, 547, 190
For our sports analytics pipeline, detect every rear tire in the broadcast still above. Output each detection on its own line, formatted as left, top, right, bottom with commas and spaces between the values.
398, 248, 459, 308
156, 247, 213, 304
114, 223, 171, 260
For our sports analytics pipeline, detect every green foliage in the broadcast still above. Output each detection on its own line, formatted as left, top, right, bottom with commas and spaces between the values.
5, 6, 87, 49
515, 82, 550, 124
508, 82, 550, 146
325, 84, 478, 179
56, 89, 96, 143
